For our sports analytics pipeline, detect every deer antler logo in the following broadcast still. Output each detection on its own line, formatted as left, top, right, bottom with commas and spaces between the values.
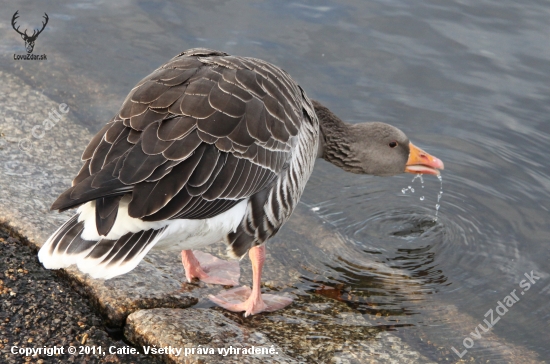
12, 10, 49, 54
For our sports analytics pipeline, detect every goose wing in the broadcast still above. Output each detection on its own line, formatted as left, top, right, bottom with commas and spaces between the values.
51, 48, 304, 235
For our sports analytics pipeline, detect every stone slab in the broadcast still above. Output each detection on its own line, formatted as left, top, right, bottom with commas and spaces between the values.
125, 308, 296, 363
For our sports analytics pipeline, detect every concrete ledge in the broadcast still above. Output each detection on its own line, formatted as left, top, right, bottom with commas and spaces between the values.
125, 308, 296, 363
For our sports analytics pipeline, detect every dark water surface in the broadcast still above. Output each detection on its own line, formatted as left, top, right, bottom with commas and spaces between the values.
1, 0, 549, 362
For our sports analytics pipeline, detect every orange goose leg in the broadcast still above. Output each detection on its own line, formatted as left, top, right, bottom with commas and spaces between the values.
208, 245, 293, 316
181, 250, 240, 286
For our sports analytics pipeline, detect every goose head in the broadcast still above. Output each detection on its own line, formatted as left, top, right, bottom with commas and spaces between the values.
313, 100, 444, 176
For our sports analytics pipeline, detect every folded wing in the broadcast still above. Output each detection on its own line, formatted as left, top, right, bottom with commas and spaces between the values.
51, 48, 304, 237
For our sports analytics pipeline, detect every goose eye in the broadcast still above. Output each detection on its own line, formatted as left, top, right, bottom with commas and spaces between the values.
389, 141, 398, 148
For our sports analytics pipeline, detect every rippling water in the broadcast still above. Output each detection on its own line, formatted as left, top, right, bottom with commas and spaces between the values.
1, 0, 549, 361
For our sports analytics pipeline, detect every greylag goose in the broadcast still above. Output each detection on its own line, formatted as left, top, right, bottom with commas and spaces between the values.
38, 48, 444, 316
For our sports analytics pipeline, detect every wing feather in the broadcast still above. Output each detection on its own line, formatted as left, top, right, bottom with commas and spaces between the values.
82, 121, 113, 160
127, 143, 207, 218
141, 121, 175, 155
202, 155, 241, 200
73, 159, 91, 186
162, 129, 202, 160
187, 145, 221, 188
141, 189, 194, 221
129, 108, 168, 131
104, 128, 132, 165
89, 138, 112, 174
96, 196, 123, 236
127, 129, 142, 143
157, 116, 196, 141
118, 140, 167, 184
186, 152, 226, 196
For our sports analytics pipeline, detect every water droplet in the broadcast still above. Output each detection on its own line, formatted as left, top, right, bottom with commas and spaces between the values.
434, 175, 443, 221
402, 185, 416, 194
420, 196, 425, 201
412, 174, 424, 184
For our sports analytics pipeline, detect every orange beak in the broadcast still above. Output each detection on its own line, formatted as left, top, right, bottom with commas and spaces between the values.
405, 142, 444, 176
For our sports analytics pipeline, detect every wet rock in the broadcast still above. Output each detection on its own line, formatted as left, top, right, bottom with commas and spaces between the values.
125, 308, 296, 363
223, 292, 436, 364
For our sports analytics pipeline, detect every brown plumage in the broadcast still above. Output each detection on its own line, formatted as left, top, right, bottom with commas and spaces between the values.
51, 48, 309, 251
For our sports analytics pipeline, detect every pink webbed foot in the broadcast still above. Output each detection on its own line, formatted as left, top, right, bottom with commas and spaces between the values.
208, 245, 291, 316
208, 286, 293, 317
181, 250, 240, 286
